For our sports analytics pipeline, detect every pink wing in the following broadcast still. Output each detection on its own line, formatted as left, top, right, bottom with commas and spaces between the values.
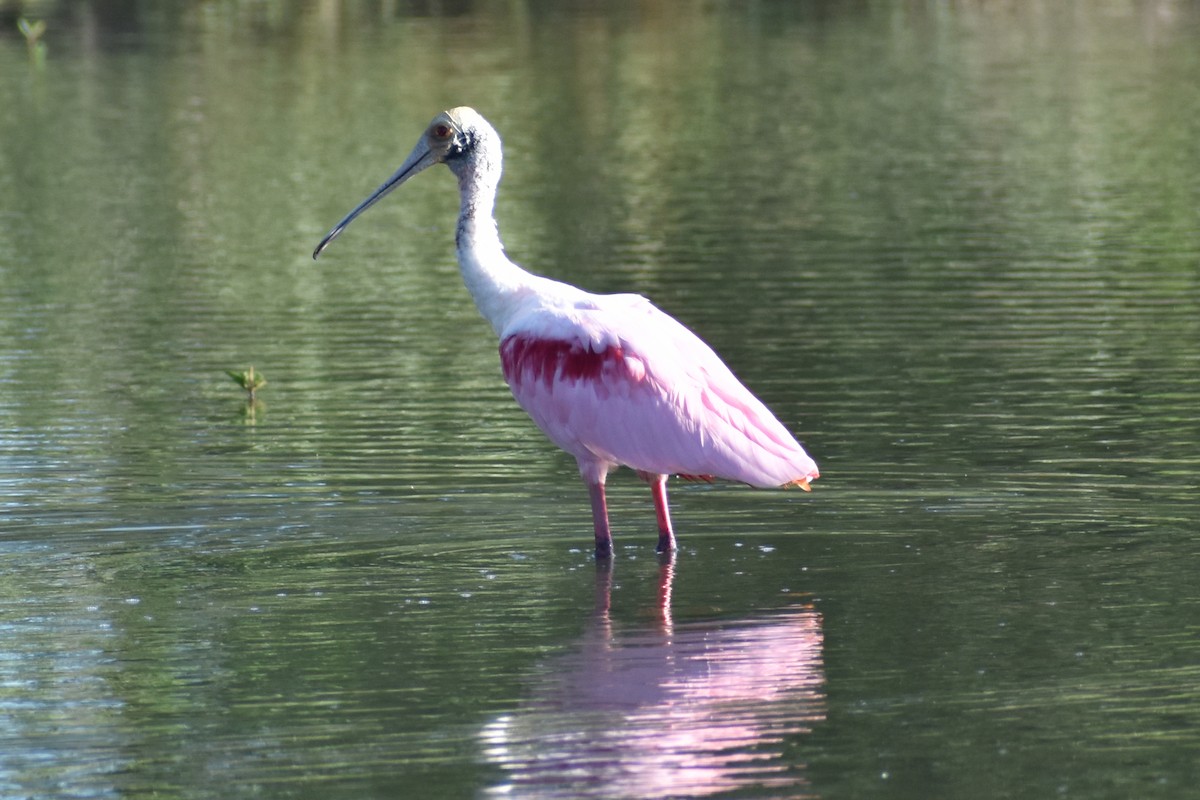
498, 297, 819, 488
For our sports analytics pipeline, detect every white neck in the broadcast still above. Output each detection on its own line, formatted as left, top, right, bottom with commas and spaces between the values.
456, 221, 529, 337
451, 150, 548, 337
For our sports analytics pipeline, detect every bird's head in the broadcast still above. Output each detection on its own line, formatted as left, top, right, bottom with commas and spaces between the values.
424, 107, 486, 164
313, 106, 498, 259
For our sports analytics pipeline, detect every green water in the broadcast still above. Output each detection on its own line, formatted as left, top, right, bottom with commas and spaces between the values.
1, 2, 1198, 798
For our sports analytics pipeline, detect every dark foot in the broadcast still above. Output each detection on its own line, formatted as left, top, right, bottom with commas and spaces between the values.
595, 538, 613, 560
656, 547, 675, 568
655, 532, 676, 554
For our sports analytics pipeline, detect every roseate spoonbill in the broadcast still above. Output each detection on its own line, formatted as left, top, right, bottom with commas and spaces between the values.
313, 107, 819, 559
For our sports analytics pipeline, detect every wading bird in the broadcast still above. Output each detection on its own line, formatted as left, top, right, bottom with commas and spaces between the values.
314, 107, 818, 559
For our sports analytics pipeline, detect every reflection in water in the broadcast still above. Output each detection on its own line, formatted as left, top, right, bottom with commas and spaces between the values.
481, 559, 825, 798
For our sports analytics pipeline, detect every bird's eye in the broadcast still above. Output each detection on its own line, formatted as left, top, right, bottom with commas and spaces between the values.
431, 123, 453, 139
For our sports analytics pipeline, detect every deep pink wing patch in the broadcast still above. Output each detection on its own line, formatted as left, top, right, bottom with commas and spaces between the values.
500, 336, 637, 391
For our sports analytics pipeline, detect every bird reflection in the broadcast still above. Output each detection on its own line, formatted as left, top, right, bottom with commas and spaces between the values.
481, 556, 826, 798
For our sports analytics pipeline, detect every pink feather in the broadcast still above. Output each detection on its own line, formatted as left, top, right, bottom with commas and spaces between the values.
499, 299, 818, 490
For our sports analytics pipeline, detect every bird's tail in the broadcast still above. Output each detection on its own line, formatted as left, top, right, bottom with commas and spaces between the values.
784, 473, 818, 492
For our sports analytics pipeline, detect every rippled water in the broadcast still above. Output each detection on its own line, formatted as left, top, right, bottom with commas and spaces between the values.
2, 2, 1199, 798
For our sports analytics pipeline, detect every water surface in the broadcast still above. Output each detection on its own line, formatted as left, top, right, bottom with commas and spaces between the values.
1, 2, 1198, 798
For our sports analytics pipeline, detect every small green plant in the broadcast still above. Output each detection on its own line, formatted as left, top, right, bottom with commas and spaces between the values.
226, 366, 267, 402
17, 18, 47, 66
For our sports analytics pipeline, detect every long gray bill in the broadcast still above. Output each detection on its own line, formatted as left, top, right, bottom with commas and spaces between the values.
312, 143, 436, 259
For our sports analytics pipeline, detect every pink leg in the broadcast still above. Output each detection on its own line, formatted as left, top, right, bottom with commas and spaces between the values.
587, 479, 613, 559
640, 472, 676, 553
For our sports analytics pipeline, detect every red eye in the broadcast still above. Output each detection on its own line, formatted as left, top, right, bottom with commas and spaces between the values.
432, 124, 452, 139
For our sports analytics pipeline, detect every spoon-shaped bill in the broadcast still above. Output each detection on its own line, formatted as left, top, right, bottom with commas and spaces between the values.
313, 141, 438, 259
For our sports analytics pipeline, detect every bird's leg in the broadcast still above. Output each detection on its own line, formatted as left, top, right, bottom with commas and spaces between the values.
639, 472, 676, 554
587, 479, 613, 560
